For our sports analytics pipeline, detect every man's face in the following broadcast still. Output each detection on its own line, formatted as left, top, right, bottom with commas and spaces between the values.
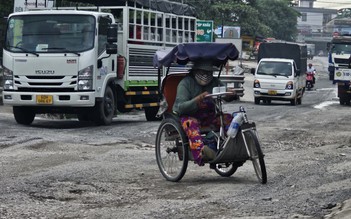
195, 70, 213, 86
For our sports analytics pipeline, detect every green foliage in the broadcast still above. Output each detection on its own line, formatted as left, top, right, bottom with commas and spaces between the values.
0, 1, 13, 17
0, 1, 13, 55
0, 0, 299, 41
184, 0, 299, 41
256, 0, 300, 41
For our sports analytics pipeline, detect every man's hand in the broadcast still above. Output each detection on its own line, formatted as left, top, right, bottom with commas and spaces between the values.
195, 91, 209, 108
226, 88, 237, 96
224, 88, 238, 102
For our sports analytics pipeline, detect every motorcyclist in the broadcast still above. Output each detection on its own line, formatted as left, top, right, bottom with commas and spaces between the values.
307, 63, 316, 84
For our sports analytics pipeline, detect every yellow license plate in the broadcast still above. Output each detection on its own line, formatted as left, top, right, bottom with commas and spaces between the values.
36, 95, 53, 104
268, 90, 277, 95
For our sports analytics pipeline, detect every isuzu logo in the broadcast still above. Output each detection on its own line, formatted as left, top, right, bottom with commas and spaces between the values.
35, 70, 55, 74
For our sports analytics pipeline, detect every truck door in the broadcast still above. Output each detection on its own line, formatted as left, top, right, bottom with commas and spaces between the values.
97, 16, 116, 89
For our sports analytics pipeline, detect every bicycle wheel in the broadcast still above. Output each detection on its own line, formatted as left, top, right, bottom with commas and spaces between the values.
243, 130, 267, 184
214, 162, 244, 177
155, 118, 189, 182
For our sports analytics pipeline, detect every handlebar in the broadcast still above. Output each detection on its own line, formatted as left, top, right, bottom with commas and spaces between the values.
205, 92, 233, 98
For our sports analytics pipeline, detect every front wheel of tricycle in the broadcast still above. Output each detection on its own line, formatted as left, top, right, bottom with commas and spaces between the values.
214, 162, 244, 177
155, 118, 189, 182
244, 130, 267, 184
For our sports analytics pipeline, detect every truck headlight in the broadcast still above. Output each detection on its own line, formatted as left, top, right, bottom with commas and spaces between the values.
285, 81, 293, 90
3, 67, 14, 90
253, 79, 260, 88
78, 65, 93, 90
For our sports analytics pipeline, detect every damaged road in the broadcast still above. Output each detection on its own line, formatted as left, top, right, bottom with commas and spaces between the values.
0, 57, 350, 218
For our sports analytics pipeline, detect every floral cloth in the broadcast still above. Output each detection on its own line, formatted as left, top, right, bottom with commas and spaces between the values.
180, 98, 232, 165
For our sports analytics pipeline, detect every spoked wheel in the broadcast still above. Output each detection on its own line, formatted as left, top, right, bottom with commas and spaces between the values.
155, 118, 189, 182
214, 162, 244, 177
244, 130, 267, 184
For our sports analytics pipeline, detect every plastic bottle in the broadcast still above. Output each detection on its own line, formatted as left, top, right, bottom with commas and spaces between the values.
227, 112, 244, 138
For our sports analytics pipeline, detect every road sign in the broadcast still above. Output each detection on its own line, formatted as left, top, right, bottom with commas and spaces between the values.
196, 20, 213, 42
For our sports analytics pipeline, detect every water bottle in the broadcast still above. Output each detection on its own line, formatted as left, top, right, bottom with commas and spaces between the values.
227, 112, 244, 137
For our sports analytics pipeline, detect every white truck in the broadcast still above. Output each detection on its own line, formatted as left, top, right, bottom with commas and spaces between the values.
252, 42, 307, 105
2, 0, 197, 125
327, 35, 351, 105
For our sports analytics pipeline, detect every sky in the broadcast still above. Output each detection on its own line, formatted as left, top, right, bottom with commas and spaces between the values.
314, 0, 351, 9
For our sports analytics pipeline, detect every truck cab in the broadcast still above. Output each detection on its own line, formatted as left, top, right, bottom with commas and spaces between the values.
2, 1, 198, 125
327, 36, 351, 81
327, 36, 351, 104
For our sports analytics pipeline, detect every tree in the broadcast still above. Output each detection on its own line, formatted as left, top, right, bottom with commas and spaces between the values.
0, 1, 14, 60
181, 0, 299, 41
256, 0, 300, 41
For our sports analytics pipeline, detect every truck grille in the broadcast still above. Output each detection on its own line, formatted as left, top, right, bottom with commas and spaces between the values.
14, 75, 77, 92
17, 88, 75, 92
335, 58, 350, 65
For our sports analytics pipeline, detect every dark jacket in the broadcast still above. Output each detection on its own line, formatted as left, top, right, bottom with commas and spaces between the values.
173, 74, 236, 116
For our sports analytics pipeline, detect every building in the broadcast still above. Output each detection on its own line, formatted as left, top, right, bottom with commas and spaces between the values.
293, 0, 337, 55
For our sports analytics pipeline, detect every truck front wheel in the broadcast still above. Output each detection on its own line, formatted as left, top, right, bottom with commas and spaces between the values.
290, 96, 297, 106
145, 107, 161, 121
13, 106, 35, 125
77, 113, 93, 122
339, 95, 350, 105
254, 98, 260, 105
93, 86, 115, 125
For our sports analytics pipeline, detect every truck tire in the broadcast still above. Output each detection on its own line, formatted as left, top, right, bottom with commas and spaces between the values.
13, 106, 35, 125
93, 86, 115, 125
254, 97, 260, 105
339, 95, 350, 105
145, 107, 161, 121
297, 97, 302, 105
77, 113, 93, 122
262, 99, 271, 104
290, 96, 297, 106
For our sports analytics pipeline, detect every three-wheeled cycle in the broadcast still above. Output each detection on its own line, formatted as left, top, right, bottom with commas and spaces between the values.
153, 43, 267, 183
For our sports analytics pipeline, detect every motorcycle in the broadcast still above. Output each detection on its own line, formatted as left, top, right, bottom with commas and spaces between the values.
306, 71, 315, 91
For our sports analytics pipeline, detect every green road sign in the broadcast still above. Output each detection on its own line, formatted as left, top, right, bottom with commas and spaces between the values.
196, 20, 213, 42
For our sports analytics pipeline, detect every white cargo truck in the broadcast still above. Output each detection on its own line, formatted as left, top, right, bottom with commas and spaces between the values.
2, 0, 197, 125
327, 35, 351, 105
251, 42, 307, 105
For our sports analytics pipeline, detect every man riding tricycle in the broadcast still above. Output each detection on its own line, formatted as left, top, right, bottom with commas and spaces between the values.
153, 43, 267, 183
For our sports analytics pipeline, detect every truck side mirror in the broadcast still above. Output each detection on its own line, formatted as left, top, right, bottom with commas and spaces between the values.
107, 23, 118, 43
250, 68, 256, 74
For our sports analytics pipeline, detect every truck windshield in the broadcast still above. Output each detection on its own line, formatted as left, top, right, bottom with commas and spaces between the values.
331, 44, 351, 55
5, 14, 95, 53
257, 61, 292, 77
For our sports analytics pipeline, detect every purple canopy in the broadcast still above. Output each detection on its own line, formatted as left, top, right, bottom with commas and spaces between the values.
153, 43, 239, 68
